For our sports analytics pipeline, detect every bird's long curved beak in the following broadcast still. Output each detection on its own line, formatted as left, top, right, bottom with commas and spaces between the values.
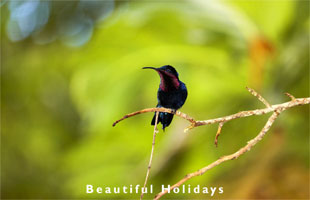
142, 67, 158, 70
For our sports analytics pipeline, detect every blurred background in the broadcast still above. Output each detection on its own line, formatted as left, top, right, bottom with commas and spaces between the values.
1, 0, 309, 199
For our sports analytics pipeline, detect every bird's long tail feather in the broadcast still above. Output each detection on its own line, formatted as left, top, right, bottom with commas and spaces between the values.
151, 112, 174, 130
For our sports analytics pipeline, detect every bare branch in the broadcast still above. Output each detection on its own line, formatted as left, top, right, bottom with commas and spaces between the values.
153, 96, 310, 199
215, 122, 224, 147
285, 92, 296, 101
113, 98, 309, 132
112, 91, 310, 200
246, 87, 271, 108
194, 97, 310, 127
154, 110, 281, 200
112, 107, 195, 127
140, 112, 159, 200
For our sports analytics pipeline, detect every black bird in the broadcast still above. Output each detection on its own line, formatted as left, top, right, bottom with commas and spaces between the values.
143, 65, 187, 130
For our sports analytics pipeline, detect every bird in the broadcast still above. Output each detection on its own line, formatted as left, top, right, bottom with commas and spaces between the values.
143, 65, 188, 130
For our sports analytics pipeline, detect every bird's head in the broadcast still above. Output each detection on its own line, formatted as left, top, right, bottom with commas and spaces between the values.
143, 65, 180, 91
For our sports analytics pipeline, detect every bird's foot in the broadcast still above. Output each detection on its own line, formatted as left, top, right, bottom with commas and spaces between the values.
171, 109, 176, 114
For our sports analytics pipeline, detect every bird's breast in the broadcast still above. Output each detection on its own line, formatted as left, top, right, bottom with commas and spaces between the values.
157, 83, 187, 110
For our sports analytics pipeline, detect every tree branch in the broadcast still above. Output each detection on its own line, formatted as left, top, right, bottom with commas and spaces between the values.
215, 122, 224, 147
112, 107, 195, 127
113, 97, 310, 132
284, 92, 296, 101
140, 111, 159, 200
112, 88, 310, 200
192, 96, 309, 128
246, 86, 271, 107
154, 110, 281, 199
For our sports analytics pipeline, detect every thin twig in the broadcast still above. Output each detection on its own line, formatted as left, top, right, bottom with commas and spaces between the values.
215, 122, 224, 147
140, 111, 159, 200
113, 107, 195, 127
154, 110, 281, 200
246, 87, 271, 108
285, 92, 296, 101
